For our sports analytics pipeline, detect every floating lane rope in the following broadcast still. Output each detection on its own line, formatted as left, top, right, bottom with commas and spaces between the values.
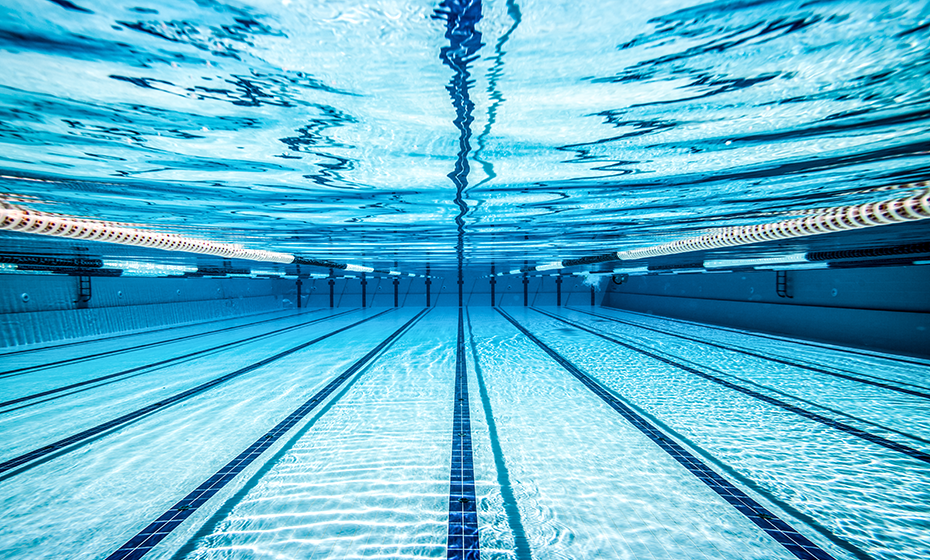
0, 203, 433, 278
617, 186, 930, 261
495, 186, 930, 276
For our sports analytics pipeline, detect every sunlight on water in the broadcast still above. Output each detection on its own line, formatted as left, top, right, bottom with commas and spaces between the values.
0, 3, 929, 560
0, 0, 928, 266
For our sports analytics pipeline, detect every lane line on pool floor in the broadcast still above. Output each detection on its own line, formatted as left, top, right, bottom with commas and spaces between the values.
496, 308, 836, 560
571, 306, 930, 368
533, 308, 930, 465
464, 309, 532, 560
104, 308, 431, 560
447, 308, 480, 559
0, 307, 297, 359
568, 307, 930, 398
556, 309, 930, 447
0, 309, 395, 480
0, 309, 361, 412
559, 308, 930, 447
0, 308, 331, 378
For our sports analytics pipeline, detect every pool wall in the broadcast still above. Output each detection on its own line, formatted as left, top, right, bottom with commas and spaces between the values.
0, 270, 601, 347
602, 264, 930, 357
292, 270, 599, 308
6, 263, 927, 356
0, 275, 281, 347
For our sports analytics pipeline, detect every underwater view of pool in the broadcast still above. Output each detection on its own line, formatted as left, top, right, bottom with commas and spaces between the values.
0, 306, 927, 559
1, 0, 928, 558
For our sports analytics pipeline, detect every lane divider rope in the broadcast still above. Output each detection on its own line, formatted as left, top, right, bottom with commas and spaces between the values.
0, 203, 431, 277
618, 187, 930, 261
496, 185, 930, 276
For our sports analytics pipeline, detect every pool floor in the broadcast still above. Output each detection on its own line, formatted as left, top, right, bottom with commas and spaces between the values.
0, 307, 927, 560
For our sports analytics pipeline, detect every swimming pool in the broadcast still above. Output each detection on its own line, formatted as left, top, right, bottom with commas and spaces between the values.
1, 0, 929, 558
0, 306, 927, 559
2, 0, 929, 266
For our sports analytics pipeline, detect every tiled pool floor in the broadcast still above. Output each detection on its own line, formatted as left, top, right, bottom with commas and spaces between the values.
0, 307, 927, 560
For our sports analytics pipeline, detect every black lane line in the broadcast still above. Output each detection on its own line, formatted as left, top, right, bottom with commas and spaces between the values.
0, 309, 360, 411
465, 309, 532, 560
447, 308, 480, 559
579, 306, 930, 394
532, 308, 930, 466
105, 308, 430, 560
0, 308, 293, 358
0, 309, 330, 378
0, 309, 395, 478
568, 307, 930, 400
496, 308, 836, 560
577, 306, 930, 367
560, 311, 930, 449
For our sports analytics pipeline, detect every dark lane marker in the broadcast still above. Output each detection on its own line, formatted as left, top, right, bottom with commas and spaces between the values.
0, 309, 359, 411
104, 308, 430, 560
447, 308, 480, 559
534, 308, 930, 465
0, 309, 329, 378
573, 306, 930, 368
569, 307, 930, 399
0, 310, 394, 479
465, 309, 532, 560
497, 308, 836, 560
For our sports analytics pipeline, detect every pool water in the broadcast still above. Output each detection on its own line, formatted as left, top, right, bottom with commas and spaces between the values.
1, 0, 929, 558
1, 306, 927, 559
1, 0, 929, 266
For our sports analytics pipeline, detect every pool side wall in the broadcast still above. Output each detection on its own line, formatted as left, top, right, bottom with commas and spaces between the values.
601, 265, 930, 358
